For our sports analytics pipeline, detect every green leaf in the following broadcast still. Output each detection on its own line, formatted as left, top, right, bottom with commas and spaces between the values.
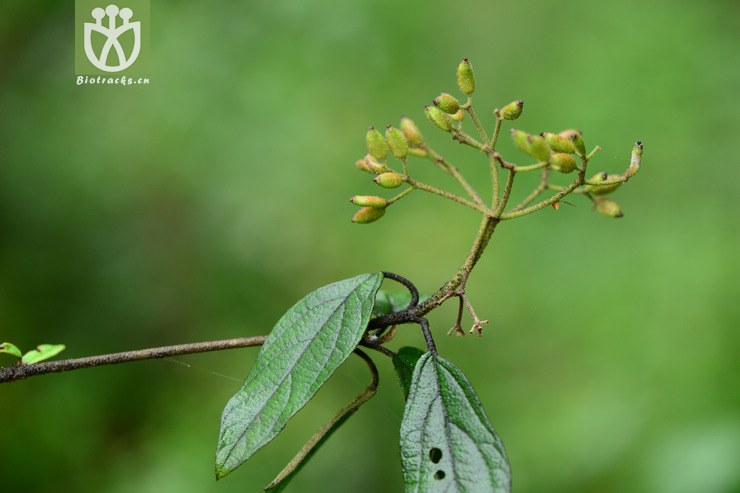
215, 273, 383, 479
372, 290, 429, 317
400, 352, 511, 493
1, 342, 23, 360
264, 349, 378, 492
392, 346, 425, 400
21, 344, 65, 364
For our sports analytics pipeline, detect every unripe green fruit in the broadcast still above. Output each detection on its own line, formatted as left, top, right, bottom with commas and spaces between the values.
594, 197, 623, 218
366, 127, 388, 161
549, 153, 577, 173
363, 154, 387, 174
527, 135, 552, 162
374, 172, 404, 188
425, 105, 452, 132
511, 129, 531, 154
449, 109, 464, 122
400, 116, 423, 145
434, 93, 460, 114
587, 172, 621, 195
500, 100, 524, 120
385, 125, 409, 159
542, 132, 576, 153
350, 195, 388, 208
352, 206, 386, 224
408, 147, 428, 157
456, 58, 475, 95
559, 129, 586, 157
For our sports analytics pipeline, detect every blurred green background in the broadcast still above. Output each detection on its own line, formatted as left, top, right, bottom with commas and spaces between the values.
1, 0, 739, 492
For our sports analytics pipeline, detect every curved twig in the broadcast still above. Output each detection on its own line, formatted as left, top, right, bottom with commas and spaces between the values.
265, 348, 379, 490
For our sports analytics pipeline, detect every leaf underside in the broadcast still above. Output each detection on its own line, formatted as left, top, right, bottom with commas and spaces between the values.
215, 273, 383, 479
392, 346, 426, 400
400, 353, 511, 493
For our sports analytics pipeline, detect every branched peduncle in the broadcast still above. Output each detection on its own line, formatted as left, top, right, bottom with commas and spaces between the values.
353, 58, 643, 336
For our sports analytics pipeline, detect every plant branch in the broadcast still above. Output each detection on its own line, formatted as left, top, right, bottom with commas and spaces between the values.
405, 176, 492, 215
0, 337, 268, 384
501, 170, 585, 220
463, 98, 489, 143
265, 348, 378, 491
422, 144, 484, 206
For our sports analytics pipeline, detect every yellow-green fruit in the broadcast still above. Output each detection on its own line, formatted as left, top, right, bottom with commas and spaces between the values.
527, 135, 552, 162
356, 159, 373, 174
559, 129, 586, 156
456, 57, 475, 95
366, 127, 388, 161
385, 125, 409, 159
511, 129, 531, 154
408, 147, 428, 157
400, 116, 423, 145
587, 172, 621, 195
500, 100, 524, 120
450, 109, 464, 122
352, 206, 386, 224
594, 197, 623, 218
425, 105, 452, 132
542, 132, 576, 153
549, 153, 577, 173
626, 141, 643, 177
350, 195, 388, 208
363, 154, 387, 174
434, 92, 460, 114
374, 172, 404, 188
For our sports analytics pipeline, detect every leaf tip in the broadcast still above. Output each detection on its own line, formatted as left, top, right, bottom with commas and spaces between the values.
215, 465, 231, 481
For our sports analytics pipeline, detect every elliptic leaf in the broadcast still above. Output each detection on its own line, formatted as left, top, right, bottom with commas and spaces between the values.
400, 353, 511, 492
215, 273, 383, 479
21, 344, 65, 364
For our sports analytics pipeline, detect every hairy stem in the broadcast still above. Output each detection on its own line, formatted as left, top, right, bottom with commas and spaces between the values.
0, 337, 267, 383
406, 176, 492, 215
422, 144, 484, 205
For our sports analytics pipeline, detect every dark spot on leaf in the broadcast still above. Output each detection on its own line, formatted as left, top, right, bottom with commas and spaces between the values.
429, 448, 442, 463
434, 470, 446, 480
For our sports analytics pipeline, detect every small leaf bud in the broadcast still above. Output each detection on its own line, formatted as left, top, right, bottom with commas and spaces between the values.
594, 197, 624, 218
549, 153, 577, 173
363, 154, 387, 174
587, 172, 621, 195
500, 100, 524, 120
527, 134, 552, 162
385, 125, 409, 159
542, 132, 576, 153
433, 93, 460, 114
352, 206, 386, 224
511, 129, 531, 154
449, 109, 465, 122
350, 195, 388, 208
425, 105, 452, 132
456, 57, 475, 95
374, 172, 404, 188
626, 141, 643, 177
400, 116, 423, 145
408, 147, 428, 158
366, 126, 388, 161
